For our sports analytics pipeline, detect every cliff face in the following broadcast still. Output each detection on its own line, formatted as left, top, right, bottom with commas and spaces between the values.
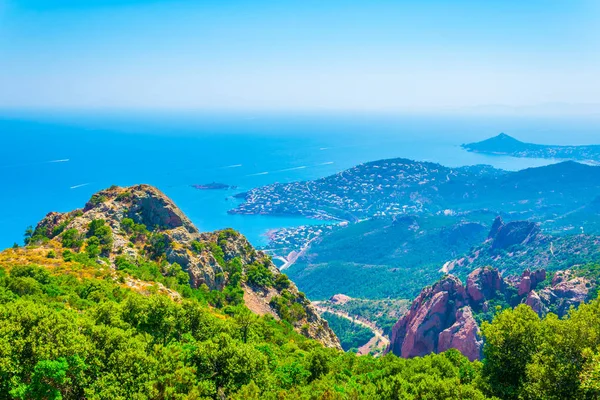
387, 276, 482, 361
34, 185, 341, 349
387, 266, 592, 361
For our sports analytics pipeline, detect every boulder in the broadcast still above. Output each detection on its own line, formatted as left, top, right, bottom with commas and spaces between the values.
518, 269, 546, 296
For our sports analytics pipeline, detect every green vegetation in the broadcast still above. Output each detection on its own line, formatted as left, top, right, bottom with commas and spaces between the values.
190, 240, 206, 254
288, 215, 490, 299
481, 302, 600, 399
246, 260, 274, 287
4, 245, 600, 398
85, 219, 114, 257
88, 193, 108, 205
270, 289, 307, 324
120, 217, 149, 242
321, 312, 374, 352
0, 258, 489, 400
320, 298, 410, 336
23, 225, 50, 247
62, 229, 84, 250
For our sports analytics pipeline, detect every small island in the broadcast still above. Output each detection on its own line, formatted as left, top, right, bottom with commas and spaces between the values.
191, 182, 237, 190
462, 133, 600, 163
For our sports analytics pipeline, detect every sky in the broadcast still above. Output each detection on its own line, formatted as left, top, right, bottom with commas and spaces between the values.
0, 0, 599, 115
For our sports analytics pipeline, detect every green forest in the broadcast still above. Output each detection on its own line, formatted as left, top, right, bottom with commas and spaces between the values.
2, 255, 600, 399
320, 312, 373, 352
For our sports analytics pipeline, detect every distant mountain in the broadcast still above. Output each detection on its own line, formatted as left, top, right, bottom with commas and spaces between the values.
462, 133, 600, 163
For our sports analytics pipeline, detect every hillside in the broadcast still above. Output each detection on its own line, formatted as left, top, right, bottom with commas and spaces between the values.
0, 232, 489, 399
462, 133, 600, 162
444, 216, 600, 280
21, 184, 340, 349
255, 159, 600, 306
230, 159, 504, 221
286, 214, 491, 299
0, 184, 497, 399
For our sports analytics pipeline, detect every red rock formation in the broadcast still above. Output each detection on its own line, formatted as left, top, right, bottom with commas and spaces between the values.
466, 267, 503, 305
438, 307, 482, 361
387, 276, 480, 359
518, 269, 547, 296
539, 270, 589, 315
329, 294, 352, 305
387, 267, 588, 360
525, 290, 544, 316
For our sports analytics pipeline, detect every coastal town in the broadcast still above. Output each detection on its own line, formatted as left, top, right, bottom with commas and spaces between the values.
229, 158, 498, 221
261, 223, 342, 269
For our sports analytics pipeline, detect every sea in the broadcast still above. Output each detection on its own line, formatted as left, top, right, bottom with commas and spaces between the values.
1, 111, 599, 250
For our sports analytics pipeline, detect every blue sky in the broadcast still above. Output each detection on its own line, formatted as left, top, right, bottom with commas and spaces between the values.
0, 0, 598, 114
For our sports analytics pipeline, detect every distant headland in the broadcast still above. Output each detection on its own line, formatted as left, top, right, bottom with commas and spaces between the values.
462, 133, 600, 163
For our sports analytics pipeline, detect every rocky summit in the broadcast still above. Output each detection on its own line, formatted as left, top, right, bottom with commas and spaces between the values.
30, 184, 341, 349
386, 266, 594, 361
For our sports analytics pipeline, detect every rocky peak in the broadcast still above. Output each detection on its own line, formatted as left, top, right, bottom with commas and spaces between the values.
33, 185, 341, 349
84, 184, 197, 233
489, 218, 540, 250
488, 216, 504, 240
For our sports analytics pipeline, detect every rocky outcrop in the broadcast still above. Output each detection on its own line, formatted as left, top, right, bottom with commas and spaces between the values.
387, 266, 592, 360
329, 294, 352, 305
34, 185, 341, 349
438, 307, 482, 361
387, 276, 482, 361
534, 270, 589, 317
466, 267, 503, 305
518, 269, 546, 296
488, 216, 504, 240
525, 290, 543, 315
489, 217, 540, 250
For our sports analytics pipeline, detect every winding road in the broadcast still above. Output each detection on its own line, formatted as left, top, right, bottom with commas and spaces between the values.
312, 303, 390, 355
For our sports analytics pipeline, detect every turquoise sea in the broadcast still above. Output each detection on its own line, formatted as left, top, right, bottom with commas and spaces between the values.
1, 111, 598, 249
